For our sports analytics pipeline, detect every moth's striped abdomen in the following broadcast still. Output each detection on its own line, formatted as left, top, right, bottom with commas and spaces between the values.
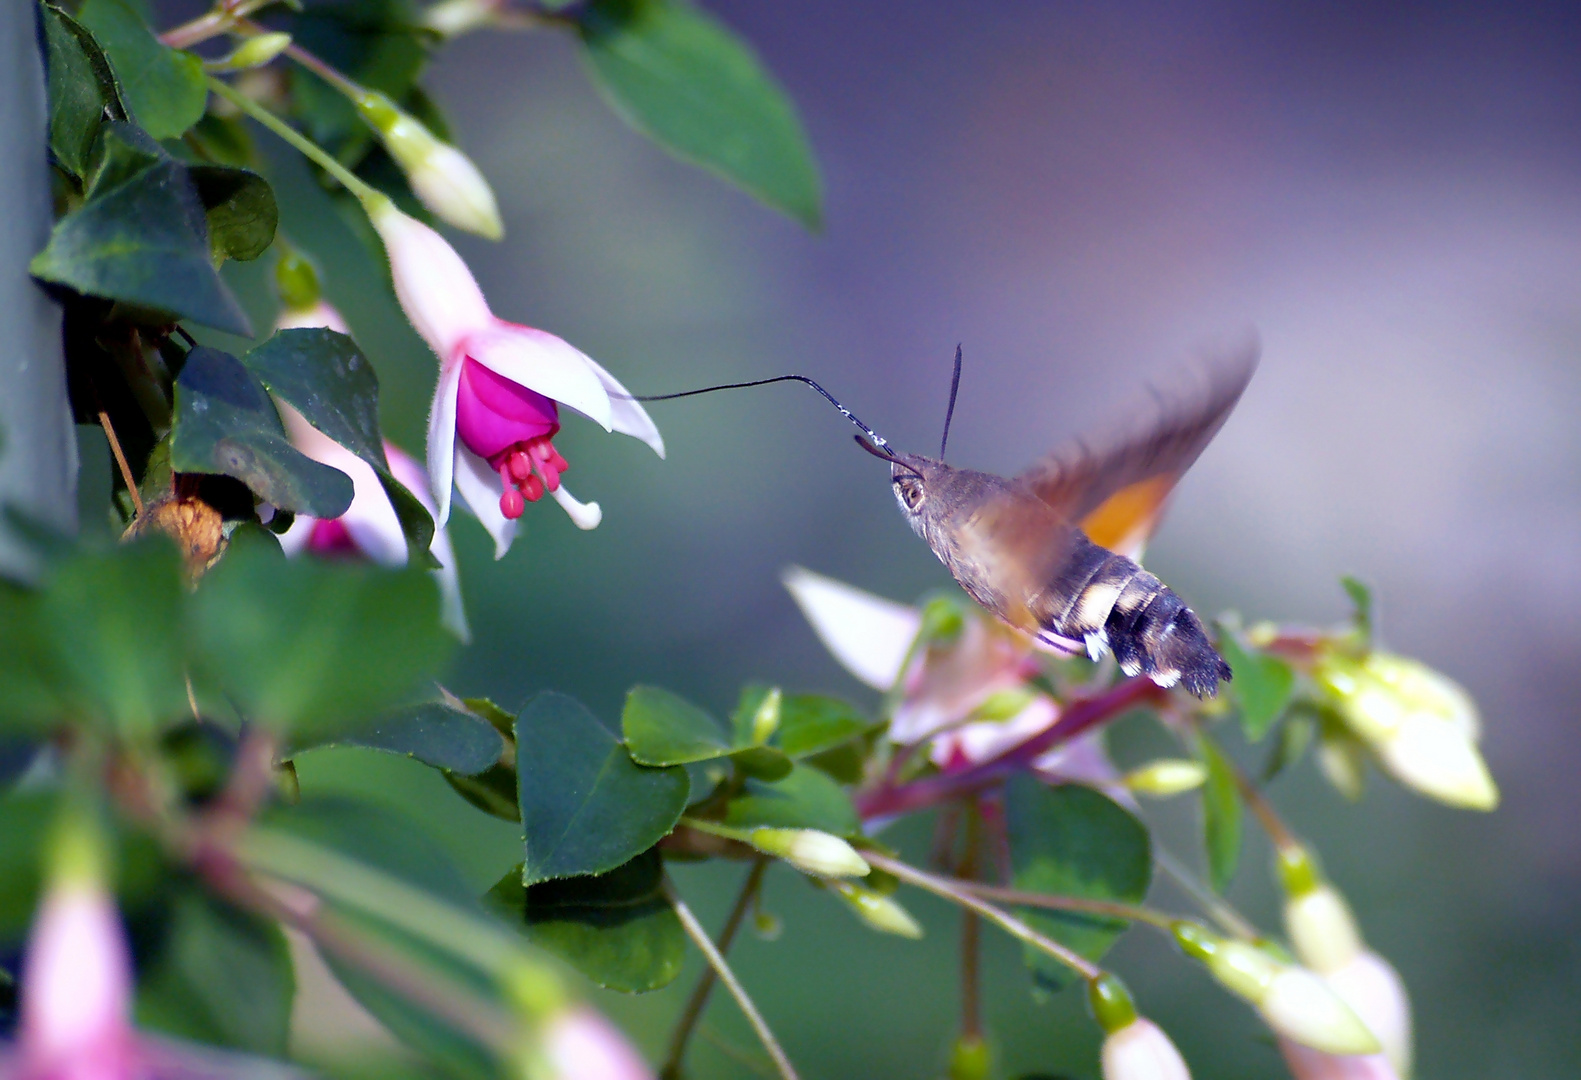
1033, 534, 1230, 697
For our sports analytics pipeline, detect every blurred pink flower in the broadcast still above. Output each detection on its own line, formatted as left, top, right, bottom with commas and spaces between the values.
542, 1007, 653, 1080
783, 566, 1122, 784
1279, 1041, 1399, 1080
366, 201, 663, 558
276, 404, 469, 641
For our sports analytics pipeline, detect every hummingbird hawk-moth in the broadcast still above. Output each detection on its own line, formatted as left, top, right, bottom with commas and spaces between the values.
630, 339, 1257, 696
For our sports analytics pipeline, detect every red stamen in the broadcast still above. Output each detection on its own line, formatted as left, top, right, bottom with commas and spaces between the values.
507, 450, 532, 483
500, 488, 525, 519
521, 474, 545, 502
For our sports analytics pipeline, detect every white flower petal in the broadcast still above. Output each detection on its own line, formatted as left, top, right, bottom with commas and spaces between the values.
781, 566, 921, 691
407, 144, 503, 241
551, 483, 602, 530
1286, 886, 1363, 975
464, 322, 613, 431
427, 361, 463, 527
384, 442, 469, 642
1327, 952, 1413, 1078
452, 444, 516, 559
544, 1007, 654, 1080
575, 351, 665, 457
367, 202, 492, 360
1261, 968, 1380, 1057
1378, 713, 1498, 810
1280, 1041, 1399, 1080
278, 402, 407, 566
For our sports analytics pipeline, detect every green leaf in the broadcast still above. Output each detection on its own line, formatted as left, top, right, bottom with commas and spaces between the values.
240, 329, 436, 564
487, 849, 683, 993
41, 3, 126, 177
1004, 779, 1151, 993
1263, 709, 1316, 783
775, 695, 875, 759
31, 157, 253, 335
1197, 737, 1243, 894
578, 0, 823, 229
622, 684, 732, 765
293, 701, 506, 776
729, 745, 794, 781
189, 165, 278, 263
136, 888, 294, 1055
1217, 631, 1295, 743
0, 584, 71, 734
40, 540, 189, 737
0, 792, 57, 942
77, 0, 206, 139
171, 347, 355, 517
723, 762, 858, 836
86, 121, 164, 197
1341, 575, 1373, 642
517, 692, 688, 885
191, 535, 452, 736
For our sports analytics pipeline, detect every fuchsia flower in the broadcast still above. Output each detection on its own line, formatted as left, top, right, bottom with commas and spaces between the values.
542, 1007, 653, 1080
782, 566, 1122, 786
276, 403, 469, 641
366, 201, 663, 558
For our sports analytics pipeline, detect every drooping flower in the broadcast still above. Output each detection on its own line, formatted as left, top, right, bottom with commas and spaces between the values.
782, 566, 1122, 785
276, 403, 469, 641
1089, 973, 1192, 1080
541, 1007, 654, 1080
1313, 652, 1497, 811
366, 199, 663, 558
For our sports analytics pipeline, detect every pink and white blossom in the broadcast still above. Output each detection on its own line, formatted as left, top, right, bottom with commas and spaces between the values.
367, 199, 662, 558
542, 1007, 653, 1080
1101, 1018, 1192, 1080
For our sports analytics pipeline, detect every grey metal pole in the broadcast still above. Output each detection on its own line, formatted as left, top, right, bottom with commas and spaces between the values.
0, 1, 77, 579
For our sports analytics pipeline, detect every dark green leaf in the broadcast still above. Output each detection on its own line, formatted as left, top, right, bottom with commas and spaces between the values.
189, 165, 278, 262
776, 695, 874, 759
622, 684, 731, 765
1264, 710, 1316, 783
240, 329, 435, 562
729, 745, 794, 781
723, 762, 858, 836
0, 584, 70, 733
293, 701, 506, 776
1197, 737, 1243, 894
31, 158, 252, 335
77, 0, 206, 139
801, 740, 866, 784
41, 3, 126, 177
192, 536, 451, 736
1217, 631, 1295, 743
171, 348, 354, 517
1004, 779, 1151, 993
184, 113, 258, 170
444, 765, 520, 822
136, 888, 294, 1055
41, 540, 189, 737
487, 849, 683, 993
0, 792, 57, 942
518, 692, 688, 885
87, 121, 164, 197
578, 0, 823, 229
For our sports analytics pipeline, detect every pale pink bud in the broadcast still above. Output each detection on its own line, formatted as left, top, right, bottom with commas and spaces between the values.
1279, 1040, 1400, 1080
542, 1007, 653, 1080
1101, 1018, 1192, 1080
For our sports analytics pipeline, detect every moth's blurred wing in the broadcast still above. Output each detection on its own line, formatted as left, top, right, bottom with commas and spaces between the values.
1014, 338, 1259, 559
953, 487, 1087, 652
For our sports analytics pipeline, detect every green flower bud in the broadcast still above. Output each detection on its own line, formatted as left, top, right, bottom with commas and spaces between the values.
947, 1033, 991, 1080
1315, 652, 1497, 810
1087, 972, 1139, 1034
748, 828, 870, 878
750, 686, 782, 745
829, 880, 923, 939
1275, 843, 1321, 897
354, 90, 504, 240
274, 249, 322, 311
1122, 759, 1209, 797
205, 31, 293, 73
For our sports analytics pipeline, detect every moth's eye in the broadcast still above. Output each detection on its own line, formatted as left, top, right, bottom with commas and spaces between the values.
896, 478, 924, 510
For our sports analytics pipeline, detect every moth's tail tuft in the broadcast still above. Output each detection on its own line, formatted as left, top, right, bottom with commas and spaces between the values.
1106, 588, 1230, 698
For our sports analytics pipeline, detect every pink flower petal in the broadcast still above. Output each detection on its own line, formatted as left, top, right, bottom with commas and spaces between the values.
782, 567, 922, 691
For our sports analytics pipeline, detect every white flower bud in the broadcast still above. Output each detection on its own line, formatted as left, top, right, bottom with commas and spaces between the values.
357, 91, 503, 240
1102, 1018, 1193, 1080
830, 881, 924, 939
1285, 885, 1363, 975
1326, 952, 1413, 1078
1122, 759, 1208, 797
1259, 965, 1380, 1057
749, 828, 870, 878
1316, 654, 1497, 811
205, 32, 293, 73
1280, 1039, 1400, 1080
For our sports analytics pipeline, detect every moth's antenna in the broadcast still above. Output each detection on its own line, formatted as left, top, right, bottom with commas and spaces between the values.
939, 344, 963, 460
618, 374, 893, 450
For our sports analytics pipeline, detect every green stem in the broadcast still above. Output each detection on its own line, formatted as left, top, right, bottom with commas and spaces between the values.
664, 878, 799, 1080
1153, 847, 1260, 940
160, 0, 276, 49
205, 76, 383, 207
862, 851, 1102, 981
958, 882, 1181, 931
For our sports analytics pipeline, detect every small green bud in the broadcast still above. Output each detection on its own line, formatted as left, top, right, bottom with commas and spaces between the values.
205, 31, 293, 73
919, 595, 966, 646
275, 250, 322, 310
947, 1033, 991, 1080
830, 880, 923, 939
47, 799, 111, 891
1170, 920, 1219, 963
1207, 939, 1281, 1002
1087, 972, 1139, 1034
748, 828, 870, 878
1122, 758, 1209, 797
752, 908, 783, 941
974, 687, 1036, 722
500, 960, 566, 1021
1276, 843, 1321, 897
750, 686, 782, 745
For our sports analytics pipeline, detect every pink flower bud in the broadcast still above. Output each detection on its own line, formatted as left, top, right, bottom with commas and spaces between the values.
542, 1007, 653, 1080
1102, 1018, 1192, 1080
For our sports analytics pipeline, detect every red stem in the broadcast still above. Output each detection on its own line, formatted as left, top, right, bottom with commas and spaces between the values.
856, 676, 1164, 821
